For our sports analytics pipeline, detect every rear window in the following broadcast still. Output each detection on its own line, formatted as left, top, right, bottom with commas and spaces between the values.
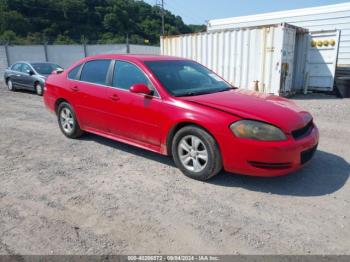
11, 63, 22, 72
80, 60, 111, 85
32, 63, 62, 75
68, 64, 82, 80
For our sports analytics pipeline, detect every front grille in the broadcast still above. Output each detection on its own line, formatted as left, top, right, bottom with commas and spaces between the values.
248, 161, 292, 169
292, 121, 314, 140
300, 144, 318, 165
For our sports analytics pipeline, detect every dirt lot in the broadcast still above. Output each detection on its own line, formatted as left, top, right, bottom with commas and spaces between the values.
0, 83, 349, 255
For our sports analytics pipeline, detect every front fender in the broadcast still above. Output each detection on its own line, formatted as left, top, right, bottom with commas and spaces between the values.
159, 100, 240, 155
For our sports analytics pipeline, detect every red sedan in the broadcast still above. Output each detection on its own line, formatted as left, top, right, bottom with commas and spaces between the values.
44, 54, 319, 181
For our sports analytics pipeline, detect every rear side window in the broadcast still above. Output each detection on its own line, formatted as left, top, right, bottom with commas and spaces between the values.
68, 64, 82, 80
11, 63, 22, 72
80, 60, 111, 85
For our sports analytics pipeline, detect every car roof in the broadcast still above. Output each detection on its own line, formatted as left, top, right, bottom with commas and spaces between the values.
12, 61, 59, 65
82, 54, 190, 62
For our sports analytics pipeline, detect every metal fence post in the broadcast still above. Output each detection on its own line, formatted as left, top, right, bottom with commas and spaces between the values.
82, 35, 88, 57
4, 42, 10, 66
43, 42, 48, 62
126, 34, 130, 54
83, 42, 87, 57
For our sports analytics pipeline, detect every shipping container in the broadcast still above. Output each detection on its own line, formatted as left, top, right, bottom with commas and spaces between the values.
161, 23, 307, 96
207, 3, 350, 66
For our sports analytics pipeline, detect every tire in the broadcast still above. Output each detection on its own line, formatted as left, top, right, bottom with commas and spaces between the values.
172, 125, 222, 181
35, 82, 43, 96
7, 79, 15, 91
57, 102, 84, 138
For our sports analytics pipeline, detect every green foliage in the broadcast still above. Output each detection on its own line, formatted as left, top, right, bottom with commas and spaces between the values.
0, 30, 17, 43
54, 34, 76, 44
0, 0, 206, 45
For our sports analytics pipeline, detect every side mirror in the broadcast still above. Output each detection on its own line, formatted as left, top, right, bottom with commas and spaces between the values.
55, 68, 64, 74
130, 84, 153, 96
27, 70, 35, 75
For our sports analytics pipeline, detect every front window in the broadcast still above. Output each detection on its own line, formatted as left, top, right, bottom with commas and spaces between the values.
31, 63, 62, 75
21, 64, 31, 73
112, 60, 154, 91
144, 60, 231, 96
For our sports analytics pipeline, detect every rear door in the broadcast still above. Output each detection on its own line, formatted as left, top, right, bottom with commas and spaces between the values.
9, 63, 23, 85
67, 59, 112, 133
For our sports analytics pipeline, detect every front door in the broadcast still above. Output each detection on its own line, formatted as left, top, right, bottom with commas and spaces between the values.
105, 60, 164, 147
20, 63, 35, 89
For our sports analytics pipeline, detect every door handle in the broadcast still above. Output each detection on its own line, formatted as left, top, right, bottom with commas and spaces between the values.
110, 94, 120, 101
16, 74, 21, 77
71, 86, 79, 92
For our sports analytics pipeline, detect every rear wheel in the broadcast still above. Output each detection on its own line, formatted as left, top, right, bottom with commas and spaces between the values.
57, 102, 83, 138
7, 79, 15, 91
172, 125, 222, 181
35, 82, 43, 96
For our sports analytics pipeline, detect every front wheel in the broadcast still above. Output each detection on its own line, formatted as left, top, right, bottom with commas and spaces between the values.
57, 102, 84, 138
172, 125, 222, 181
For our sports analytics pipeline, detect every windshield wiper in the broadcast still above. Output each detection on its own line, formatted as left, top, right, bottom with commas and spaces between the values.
176, 87, 234, 97
216, 87, 232, 93
177, 91, 210, 97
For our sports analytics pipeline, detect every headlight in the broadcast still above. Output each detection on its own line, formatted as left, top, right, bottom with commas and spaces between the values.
230, 120, 286, 141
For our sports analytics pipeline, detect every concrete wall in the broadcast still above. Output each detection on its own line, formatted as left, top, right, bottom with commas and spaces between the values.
86, 44, 127, 56
0, 44, 160, 83
47, 45, 85, 68
0, 46, 8, 83
7, 45, 46, 64
130, 44, 160, 54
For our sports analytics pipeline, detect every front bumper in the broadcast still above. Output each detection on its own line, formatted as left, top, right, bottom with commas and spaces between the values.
219, 125, 319, 177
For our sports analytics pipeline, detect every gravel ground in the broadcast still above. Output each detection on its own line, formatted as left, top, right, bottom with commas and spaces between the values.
0, 84, 349, 255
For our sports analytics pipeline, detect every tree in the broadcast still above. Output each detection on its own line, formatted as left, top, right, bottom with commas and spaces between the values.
0, 30, 18, 43
0, 0, 206, 45
54, 34, 76, 44
3, 11, 30, 37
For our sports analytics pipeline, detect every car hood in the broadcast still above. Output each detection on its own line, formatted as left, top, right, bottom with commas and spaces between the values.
180, 89, 312, 133
38, 74, 49, 79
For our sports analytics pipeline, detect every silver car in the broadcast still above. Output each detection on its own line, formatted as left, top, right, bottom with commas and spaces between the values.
4, 61, 63, 96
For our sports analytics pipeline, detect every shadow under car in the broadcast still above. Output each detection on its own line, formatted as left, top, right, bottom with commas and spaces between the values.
81, 133, 349, 197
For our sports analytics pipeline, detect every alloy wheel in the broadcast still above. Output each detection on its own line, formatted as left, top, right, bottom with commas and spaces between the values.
178, 135, 208, 172
60, 107, 75, 134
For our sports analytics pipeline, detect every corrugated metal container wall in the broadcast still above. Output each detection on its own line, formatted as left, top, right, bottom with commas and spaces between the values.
161, 24, 299, 95
207, 3, 350, 66
292, 32, 309, 91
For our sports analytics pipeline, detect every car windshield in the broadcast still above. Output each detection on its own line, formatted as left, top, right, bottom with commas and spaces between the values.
31, 63, 62, 75
144, 60, 232, 96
